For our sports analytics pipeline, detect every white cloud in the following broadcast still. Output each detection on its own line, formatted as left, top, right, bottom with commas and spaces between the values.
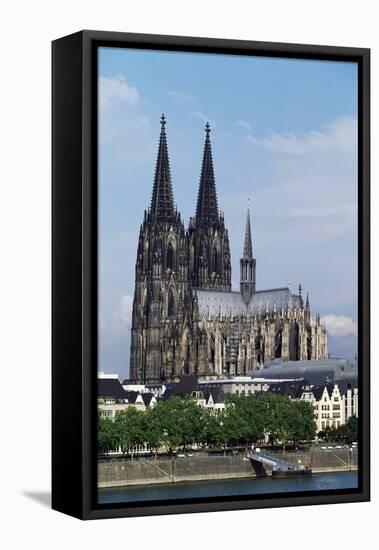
286, 203, 356, 220
234, 119, 251, 131
249, 117, 357, 155
321, 314, 358, 337
192, 111, 215, 126
111, 294, 133, 330
99, 295, 134, 378
219, 114, 358, 318
99, 75, 139, 109
168, 90, 194, 102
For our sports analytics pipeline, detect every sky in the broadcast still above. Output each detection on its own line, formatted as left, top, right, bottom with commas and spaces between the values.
98, 46, 358, 379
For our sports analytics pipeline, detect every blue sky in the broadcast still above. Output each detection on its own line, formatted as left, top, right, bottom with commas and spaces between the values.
98, 47, 358, 379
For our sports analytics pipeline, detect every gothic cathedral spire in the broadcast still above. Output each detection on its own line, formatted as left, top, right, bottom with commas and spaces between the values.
240, 205, 256, 304
189, 123, 231, 291
243, 206, 253, 260
150, 114, 175, 222
195, 122, 219, 226
130, 115, 189, 384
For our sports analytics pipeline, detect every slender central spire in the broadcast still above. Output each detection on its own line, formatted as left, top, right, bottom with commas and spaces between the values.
240, 202, 256, 303
195, 122, 219, 226
243, 206, 253, 260
150, 114, 175, 222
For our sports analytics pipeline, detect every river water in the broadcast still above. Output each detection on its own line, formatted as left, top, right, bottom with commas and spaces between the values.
98, 471, 358, 504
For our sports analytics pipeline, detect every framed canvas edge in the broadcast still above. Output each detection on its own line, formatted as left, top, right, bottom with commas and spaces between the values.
52, 30, 370, 520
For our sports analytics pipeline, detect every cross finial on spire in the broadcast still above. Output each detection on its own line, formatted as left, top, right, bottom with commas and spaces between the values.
299, 283, 302, 296
160, 113, 166, 128
205, 122, 211, 136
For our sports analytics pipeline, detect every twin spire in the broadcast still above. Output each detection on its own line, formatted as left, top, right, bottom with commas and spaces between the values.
150, 114, 175, 222
150, 116, 220, 226
195, 122, 219, 227
150, 114, 253, 257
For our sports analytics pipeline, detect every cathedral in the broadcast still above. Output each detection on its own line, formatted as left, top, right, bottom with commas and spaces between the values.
129, 115, 328, 383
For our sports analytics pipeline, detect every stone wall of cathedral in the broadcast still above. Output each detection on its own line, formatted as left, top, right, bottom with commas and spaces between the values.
191, 308, 328, 378
129, 210, 192, 383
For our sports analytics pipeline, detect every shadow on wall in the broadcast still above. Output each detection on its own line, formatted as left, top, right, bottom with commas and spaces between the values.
22, 491, 51, 508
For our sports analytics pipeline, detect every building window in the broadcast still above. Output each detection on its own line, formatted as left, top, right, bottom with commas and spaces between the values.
213, 247, 219, 274
167, 242, 174, 270
168, 289, 175, 317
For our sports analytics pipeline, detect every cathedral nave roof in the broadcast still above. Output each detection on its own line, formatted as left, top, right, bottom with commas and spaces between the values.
194, 286, 302, 317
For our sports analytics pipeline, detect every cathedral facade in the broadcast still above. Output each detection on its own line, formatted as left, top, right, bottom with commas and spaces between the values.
129, 116, 328, 383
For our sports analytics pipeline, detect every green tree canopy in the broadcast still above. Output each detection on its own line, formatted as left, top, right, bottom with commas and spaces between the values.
97, 412, 118, 453
98, 391, 319, 456
113, 408, 146, 459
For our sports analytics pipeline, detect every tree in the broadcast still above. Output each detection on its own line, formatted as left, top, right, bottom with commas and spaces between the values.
317, 416, 358, 444
289, 401, 316, 443
345, 415, 358, 444
113, 408, 146, 460
152, 398, 182, 453
224, 395, 262, 446
144, 404, 166, 458
226, 393, 316, 447
97, 412, 117, 454
255, 393, 292, 444
177, 398, 207, 449
204, 410, 230, 452
155, 397, 206, 452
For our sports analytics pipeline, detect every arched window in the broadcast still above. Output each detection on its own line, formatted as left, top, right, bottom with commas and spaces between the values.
168, 289, 175, 317
289, 323, 300, 361
307, 328, 312, 360
143, 241, 149, 270
213, 247, 218, 274
275, 329, 282, 358
210, 346, 215, 370
167, 241, 174, 270
184, 338, 190, 375
189, 243, 195, 274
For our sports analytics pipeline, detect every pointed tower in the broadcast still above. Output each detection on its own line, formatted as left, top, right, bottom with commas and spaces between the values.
130, 115, 190, 383
150, 114, 175, 222
305, 291, 310, 322
195, 122, 219, 227
188, 123, 231, 291
240, 206, 256, 304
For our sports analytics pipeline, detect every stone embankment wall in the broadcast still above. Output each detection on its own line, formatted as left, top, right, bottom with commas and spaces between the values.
273, 448, 358, 474
98, 448, 358, 488
98, 455, 253, 488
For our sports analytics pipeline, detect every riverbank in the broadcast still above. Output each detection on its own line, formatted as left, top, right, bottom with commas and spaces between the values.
98, 447, 358, 488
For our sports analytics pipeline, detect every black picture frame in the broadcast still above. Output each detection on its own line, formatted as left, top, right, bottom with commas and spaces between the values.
52, 30, 370, 520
